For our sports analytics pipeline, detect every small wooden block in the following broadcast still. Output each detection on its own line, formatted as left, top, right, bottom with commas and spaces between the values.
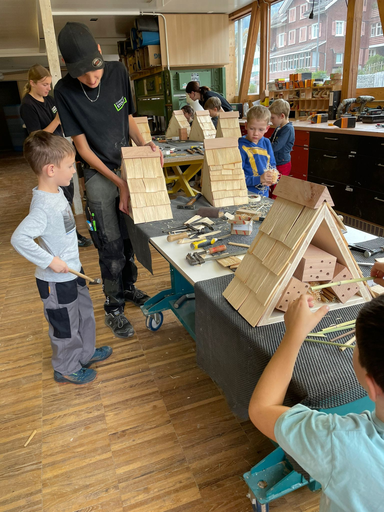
293, 244, 337, 282
275, 277, 310, 312
329, 263, 359, 303
179, 127, 188, 141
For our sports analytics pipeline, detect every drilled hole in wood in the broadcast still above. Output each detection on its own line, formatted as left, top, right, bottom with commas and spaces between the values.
326, 273, 329, 275
287, 292, 290, 294
321, 260, 324, 263
347, 288, 350, 291
310, 266, 312, 268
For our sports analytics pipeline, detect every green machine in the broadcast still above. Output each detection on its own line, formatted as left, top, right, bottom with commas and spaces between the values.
134, 68, 226, 125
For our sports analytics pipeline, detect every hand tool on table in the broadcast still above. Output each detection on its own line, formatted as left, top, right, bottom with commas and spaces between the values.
364, 246, 384, 258
186, 249, 247, 266
196, 207, 224, 218
190, 233, 231, 250
68, 268, 101, 284
173, 293, 195, 309
348, 243, 372, 254
176, 193, 203, 210
195, 244, 227, 256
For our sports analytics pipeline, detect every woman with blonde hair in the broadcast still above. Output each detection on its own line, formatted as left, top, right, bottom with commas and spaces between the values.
20, 64, 62, 135
20, 64, 92, 247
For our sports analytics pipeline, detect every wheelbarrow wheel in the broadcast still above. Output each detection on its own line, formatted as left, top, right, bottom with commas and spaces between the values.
146, 312, 164, 332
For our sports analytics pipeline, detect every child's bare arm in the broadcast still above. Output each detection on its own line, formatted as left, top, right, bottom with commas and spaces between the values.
249, 295, 329, 441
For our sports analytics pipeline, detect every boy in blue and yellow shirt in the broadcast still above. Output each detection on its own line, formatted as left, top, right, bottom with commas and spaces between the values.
238, 105, 276, 197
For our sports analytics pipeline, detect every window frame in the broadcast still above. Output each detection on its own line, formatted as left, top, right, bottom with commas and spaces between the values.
289, 7, 296, 23
312, 23, 319, 39
300, 4, 307, 20
278, 32, 285, 48
299, 26, 307, 42
288, 29, 296, 45
335, 21, 344, 36
335, 53, 343, 65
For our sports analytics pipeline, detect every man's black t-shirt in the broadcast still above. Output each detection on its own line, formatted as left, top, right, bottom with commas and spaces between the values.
200, 91, 233, 112
54, 62, 135, 170
20, 94, 63, 136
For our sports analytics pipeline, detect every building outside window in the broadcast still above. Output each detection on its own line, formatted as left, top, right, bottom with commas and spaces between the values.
270, 0, 348, 81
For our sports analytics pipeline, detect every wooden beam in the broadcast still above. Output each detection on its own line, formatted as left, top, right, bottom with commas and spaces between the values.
341, 0, 363, 100
238, 1, 260, 104
38, 0, 61, 87
259, 1, 270, 96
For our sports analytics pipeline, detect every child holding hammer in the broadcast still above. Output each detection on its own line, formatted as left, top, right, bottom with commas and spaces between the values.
11, 131, 112, 384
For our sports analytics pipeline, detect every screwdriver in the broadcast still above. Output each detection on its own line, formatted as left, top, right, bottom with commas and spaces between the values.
190, 234, 231, 250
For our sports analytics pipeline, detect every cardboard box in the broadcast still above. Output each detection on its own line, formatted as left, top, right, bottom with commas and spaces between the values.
144, 45, 161, 68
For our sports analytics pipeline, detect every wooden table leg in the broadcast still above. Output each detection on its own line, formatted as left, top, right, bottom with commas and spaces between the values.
165, 163, 203, 196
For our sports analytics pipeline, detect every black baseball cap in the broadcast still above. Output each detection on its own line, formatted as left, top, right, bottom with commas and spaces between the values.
58, 22, 104, 78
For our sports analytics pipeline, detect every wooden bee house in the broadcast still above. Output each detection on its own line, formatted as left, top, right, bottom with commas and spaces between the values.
189, 111, 216, 141
216, 111, 241, 139
223, 176, 372, 327
165, 110, 191, 138
131, 117, 152, 146
201, 138, 248, 207
121, 146, 172, 224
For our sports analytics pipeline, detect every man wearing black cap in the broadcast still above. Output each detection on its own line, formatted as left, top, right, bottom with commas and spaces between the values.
55, 22, 158, 339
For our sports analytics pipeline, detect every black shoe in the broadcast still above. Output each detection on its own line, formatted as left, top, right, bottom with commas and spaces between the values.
124, 287, 150, 307
78, 234, 93, 247
105, 310, 134, 338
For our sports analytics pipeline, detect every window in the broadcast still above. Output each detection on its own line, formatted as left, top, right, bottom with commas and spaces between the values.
335, 53, 343, 65
235, 14, 260, 94
371, 22, 383, 37
305, 52, 311, 67
335, 21, 344, 36
357, 0, 384, 89
283, 56, 288, 70
288, 55, 293, 69
312, 23, 318, 39
361, 22, 365, 36
299, 26, 307, 42
288, 30, 296, 45
289, 7, 296, 23
279, 33, 285, 47
300, 4, 307, 19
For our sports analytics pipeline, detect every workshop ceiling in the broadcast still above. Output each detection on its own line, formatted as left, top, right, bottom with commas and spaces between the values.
0, 0, 252, 74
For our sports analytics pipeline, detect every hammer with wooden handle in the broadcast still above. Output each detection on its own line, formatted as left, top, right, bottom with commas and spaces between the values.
68, 268, 101, 284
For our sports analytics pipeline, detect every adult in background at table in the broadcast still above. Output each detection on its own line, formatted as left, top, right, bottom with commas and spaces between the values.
20, 64, 92, 248
185, 81, 233, 112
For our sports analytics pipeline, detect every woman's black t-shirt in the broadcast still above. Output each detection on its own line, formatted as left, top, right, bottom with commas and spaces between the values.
20, 94, 62, 136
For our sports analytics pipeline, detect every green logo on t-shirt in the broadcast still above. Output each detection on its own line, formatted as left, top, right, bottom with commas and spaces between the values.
114, 96, 127, 111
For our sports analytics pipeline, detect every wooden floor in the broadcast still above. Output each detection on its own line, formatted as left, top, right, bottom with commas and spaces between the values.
0, 152, 321, 512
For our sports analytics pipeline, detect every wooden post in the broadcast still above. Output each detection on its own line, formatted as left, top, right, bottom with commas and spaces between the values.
341, 0, 363, 100
38, 0, 61, 87
259, 1, 270, 96
238, 1, 260, 104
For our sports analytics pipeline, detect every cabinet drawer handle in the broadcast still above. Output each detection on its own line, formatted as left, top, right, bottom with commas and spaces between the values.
378, 163, 384, 167
374, 197, 384, 202
321, 183, 335, 187
324, 137, 338, 140
323, 154, 337, 159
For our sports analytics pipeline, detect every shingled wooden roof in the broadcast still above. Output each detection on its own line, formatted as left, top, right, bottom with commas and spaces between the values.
216, 111, 241, 139
165, 110, 191, 138
121, 146, 173, 224
131, 117, 152, 146
201, 137, 248, 207
189, 110, 216, 141
223, 176, 372, 327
